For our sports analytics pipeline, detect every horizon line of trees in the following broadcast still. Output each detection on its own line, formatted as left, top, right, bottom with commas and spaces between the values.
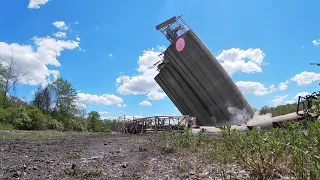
257, 102, 302, 117
0, 57, 124, 132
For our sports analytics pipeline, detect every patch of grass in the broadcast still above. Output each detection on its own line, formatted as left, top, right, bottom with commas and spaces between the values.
84, 169, 102, 178
0, 123, 15, 130
159, 120, 320, 179
69, 151, 81, 159
65, 168, 81, 177
158, 128, 214, 156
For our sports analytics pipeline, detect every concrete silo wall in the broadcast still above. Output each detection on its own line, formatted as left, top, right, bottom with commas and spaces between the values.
155, 71, 191, 116
155, 63, 215, 125
156, 30, 254, 126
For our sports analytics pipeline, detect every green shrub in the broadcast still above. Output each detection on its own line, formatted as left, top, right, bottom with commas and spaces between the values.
71, 119, 86, 132
47, 119, 64, 131
0, 107, 25, 124
212, 122, 320, 179
100, 121, 111, 132
87, 120, 111, 132
0, 123, 15, 130
26, 108, 48, 130
87, 111, 111, 132
13, 108, 50, 130
0, 108, 13, 124
159, 121, 320, 179
13, 112, 33, 130
91, 120, 102, 132
63, 118, 86, 132
159, 128, 212, 156
102, 119, 124, 132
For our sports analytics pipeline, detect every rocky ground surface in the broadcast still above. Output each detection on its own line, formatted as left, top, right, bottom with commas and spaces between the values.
0, 130, 251, 180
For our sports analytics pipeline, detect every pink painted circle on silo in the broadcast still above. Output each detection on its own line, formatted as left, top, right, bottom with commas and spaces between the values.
176, 38, 185, 52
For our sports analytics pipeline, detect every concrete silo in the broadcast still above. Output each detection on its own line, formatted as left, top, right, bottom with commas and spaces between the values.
155, 16, 254, 126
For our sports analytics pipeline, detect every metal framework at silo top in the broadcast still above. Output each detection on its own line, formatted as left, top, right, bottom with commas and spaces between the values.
155, 16, 190, 43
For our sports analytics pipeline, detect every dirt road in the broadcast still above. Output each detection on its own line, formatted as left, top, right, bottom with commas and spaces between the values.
0, 131, 248, 180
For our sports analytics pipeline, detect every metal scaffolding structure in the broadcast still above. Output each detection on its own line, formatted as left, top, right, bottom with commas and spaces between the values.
120, 115, 196, 134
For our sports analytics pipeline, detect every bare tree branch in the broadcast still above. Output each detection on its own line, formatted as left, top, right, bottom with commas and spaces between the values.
0, 56, 28, 107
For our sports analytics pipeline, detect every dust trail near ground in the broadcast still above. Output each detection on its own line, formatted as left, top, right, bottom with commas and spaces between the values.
227, 106, 252, 125
227, 106, 272, 126
247, 112, 272, 126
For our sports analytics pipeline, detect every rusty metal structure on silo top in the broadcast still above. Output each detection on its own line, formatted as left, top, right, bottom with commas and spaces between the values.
155, 16, 254, 126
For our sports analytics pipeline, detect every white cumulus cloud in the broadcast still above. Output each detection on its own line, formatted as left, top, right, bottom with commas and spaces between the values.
117, 104, 127, 108
28, 0, 50, 9
0, 36, 79, 86
236, 81, 276, 96
217, 48, 266, 75
77, 93, 123, 105
278, 80, 289, 91
33, 36, 79, 65
53, 32, 67, 38
116, 47, 164, 96
100, 116, 123, 120
100, 116, 115, 120
312, 39, 320, 46
294, 92, 311, 99
73, 101, 87, 110
139, 100, 152, 106
147, 90, 167, 100
270, 95, 288, 105
125, 115, 144, 120
285, 100, 296, 104
281, 92, 310, 105
52, 21, 69, 30
98, 111, 111, 115
291, 71, 320, 86
103, 115, 143, 120
76, 36, 80, 41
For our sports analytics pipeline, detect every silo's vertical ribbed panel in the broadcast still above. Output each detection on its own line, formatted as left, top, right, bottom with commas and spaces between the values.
155, 63, 216, 125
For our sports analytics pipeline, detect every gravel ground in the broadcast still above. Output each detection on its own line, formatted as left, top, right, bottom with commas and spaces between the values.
0, 130, 251, 180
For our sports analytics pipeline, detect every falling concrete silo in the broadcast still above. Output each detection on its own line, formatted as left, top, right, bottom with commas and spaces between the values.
155, 62, 215, 125
155, 16, 254, 126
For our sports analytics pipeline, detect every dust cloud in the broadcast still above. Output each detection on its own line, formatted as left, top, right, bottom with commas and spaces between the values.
227, 106, 272, 126
246, 112, 272, 126
227, 106, 251, 125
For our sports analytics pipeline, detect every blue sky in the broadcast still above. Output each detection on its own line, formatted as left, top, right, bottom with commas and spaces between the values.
1, 0, 320, 119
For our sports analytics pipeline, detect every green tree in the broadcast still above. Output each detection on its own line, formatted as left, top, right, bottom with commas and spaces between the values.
259, 105, 271, 115
51, 77, 77, 119
88, 111, 101, 132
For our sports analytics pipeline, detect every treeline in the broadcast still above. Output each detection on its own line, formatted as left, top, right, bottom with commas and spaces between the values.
0, 59, 124, 132
0, 77, 124, 132
259, 102, 300, 117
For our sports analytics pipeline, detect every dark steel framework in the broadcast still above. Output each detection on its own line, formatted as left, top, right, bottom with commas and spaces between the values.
120, 115, 196, 134
297, 91, 320, 118
155, 16, 190, 43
